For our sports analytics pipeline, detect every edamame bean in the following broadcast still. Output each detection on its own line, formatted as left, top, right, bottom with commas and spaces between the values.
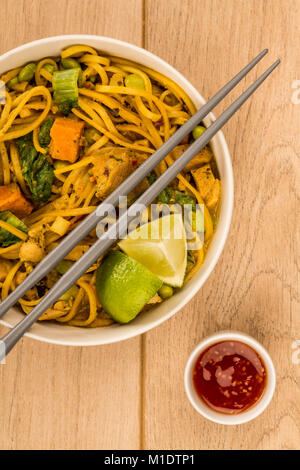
18, 62, 36, 82
55, 259, 74, 274
43, 63, 54, 74
158, 284, 174, 299
125, 73, 145, 90
61, 58, 80, 69
59, 285, 79, 301
53, 160, 70, 171
192, 125, 206, 140
7, 77, 19, 89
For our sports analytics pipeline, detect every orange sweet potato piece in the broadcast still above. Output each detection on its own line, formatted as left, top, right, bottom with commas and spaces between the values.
49, 117, 85, 163
0, 183, 33, 217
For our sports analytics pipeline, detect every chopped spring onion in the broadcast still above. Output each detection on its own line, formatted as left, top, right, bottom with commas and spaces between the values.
52, 69, 80, 115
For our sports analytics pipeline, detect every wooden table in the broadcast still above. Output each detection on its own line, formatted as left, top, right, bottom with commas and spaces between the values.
0, 0, 299, 450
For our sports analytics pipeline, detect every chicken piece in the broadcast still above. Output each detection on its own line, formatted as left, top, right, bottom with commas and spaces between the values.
0, 183, 33, 217
0, 259, 12, 281
20, 240, 44, 263
171, 144, 213, 171
192, 164, 221, 211
89, 147, 147, 199
50, 117, 85, 163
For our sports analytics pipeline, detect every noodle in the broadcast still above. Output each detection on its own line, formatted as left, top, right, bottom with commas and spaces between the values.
0, 45, 221, 328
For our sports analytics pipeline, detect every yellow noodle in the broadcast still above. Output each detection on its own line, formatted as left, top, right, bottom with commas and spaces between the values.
0, 86, 52, 141
56, 287, 85, 323
33, 127, 47, 154
54, 155, 96, 175
1, 261, 22, 300
0, 91, 12, 129
79, 54, 110, 66
68, 280, 97, 326
0, 242, 21, 255
86, 134, 109, 154
0, 220, 28, 240
0, 142, 10, 184
72, 108, 153, 153
9, 142, 29, 195
61, 45, 98, 58
0, 67, 21, 84
35, 58, 58, 86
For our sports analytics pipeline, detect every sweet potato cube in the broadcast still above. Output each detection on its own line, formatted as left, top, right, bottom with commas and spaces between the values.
50, 117, 84, 163
0, 183, 33, 217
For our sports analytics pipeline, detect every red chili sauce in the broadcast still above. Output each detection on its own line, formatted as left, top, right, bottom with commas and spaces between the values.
193, 341, 267, 414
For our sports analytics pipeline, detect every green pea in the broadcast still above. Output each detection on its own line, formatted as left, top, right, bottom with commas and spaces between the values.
158, 284, 174, 299
192, 125, 206, 140
59, 285, 79, 301
7, 77, 19, 89
55, 259, 74, 274
18, 62, 36, 82
125, 74, 145, 90
53, 160, 70, 170
43, 63, 54, 74
61, 58, 80, 69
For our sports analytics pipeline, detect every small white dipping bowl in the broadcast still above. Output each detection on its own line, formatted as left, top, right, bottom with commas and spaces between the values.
184, 330, 276, 425
0, 35, 233, 346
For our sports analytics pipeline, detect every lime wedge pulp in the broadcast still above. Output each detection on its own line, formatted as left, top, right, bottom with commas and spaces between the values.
96, 251, 162, 323
118, 213, 187, 287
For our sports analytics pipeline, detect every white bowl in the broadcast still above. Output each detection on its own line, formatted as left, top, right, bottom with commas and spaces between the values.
0, 35, 234, 346
184, 331, 276, 424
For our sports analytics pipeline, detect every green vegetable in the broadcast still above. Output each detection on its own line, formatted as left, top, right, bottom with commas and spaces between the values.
59, 285, 79, 301
55, 259, 74, 274
61, 58, 83, 87
192, 125, 206, 140
158, 284, 174, 299
157, 187, 196, 211
147, 172, 157, 185
61, 58, 80, 69
7, 77, 19, 89
16, 133, 54, 203
125, 74, 145, 90
38, 119, 54, 147
0, 211, 28, 247
43, 64, 54, 74
53, 160, 69, 170
157, 187, 173, 204
174, 190, 196, 211
52, 69, 80, 115
84, 128, 99, 145
18, 62, 36, 82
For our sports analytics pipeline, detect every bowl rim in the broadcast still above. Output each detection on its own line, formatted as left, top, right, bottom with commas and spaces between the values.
0, 35, 234, 346
184, 330, 276, 425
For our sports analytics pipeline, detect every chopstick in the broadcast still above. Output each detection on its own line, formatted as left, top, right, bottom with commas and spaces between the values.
0, 49, 268, 319
0, 53, 280, 358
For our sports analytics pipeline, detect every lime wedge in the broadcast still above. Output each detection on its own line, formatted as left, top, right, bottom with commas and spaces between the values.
119, 213, 187, 287
96, 251, 162, 323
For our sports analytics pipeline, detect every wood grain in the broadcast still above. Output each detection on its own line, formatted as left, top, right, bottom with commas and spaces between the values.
0, 0, 299, 450
143, 0, 300, 450
0, 0, 143, 451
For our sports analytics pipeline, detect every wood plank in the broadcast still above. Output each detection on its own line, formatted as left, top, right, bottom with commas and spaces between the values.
0, 0, 143, 450
143, 0, 300, 450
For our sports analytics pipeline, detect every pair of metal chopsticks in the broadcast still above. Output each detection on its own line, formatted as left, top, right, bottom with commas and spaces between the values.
0, 50, 279, 359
